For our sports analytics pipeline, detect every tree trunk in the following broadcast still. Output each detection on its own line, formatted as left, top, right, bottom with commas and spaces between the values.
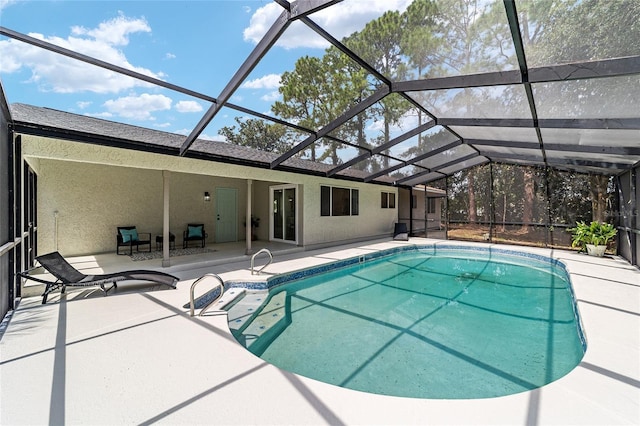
589, 174, 609, 222
521, 168, 534, 232
468, 170, 477, 223
502, 193, 507, 232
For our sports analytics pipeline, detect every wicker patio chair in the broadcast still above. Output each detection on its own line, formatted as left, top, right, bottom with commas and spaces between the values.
17, 251, 179, 304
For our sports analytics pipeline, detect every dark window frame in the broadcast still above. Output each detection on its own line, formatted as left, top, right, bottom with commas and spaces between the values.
381, 191, 396, 209
321, 185, 359, 216
427, 197, 436, 214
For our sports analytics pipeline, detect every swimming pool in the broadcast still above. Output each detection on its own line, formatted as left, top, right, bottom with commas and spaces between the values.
227, 245, 586, 399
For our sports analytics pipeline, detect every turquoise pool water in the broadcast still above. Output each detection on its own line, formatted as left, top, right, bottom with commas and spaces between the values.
229, 248, 585, 399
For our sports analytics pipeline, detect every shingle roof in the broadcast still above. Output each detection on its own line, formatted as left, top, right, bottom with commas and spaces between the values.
11, 103, 395, 184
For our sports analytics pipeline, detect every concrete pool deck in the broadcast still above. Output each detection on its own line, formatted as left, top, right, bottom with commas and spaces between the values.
1, 238, 638, 425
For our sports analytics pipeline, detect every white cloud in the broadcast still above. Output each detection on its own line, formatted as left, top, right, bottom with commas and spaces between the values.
154, 122, 172, 128
199, 133, 226, 142
243, 6, 251, 14
175, 100, 203, 113
71, 12, 150, 46
243, 1, 412, 49
84, 111, 114, 119
103, 93, 172, 121
175, 128, 225, 142
76, 101, 92, 109
0, 14, 162, 93
261, 91, 280, 102
242, 73, 281, 89
0, 0, 18, 11
165, 52, 176, 60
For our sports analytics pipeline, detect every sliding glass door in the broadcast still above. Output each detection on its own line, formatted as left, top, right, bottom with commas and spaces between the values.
270, 185, 297, 244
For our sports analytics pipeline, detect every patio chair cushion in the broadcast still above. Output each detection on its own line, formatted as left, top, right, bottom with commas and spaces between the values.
188, 225, 203, 238
120, 228, 139, 243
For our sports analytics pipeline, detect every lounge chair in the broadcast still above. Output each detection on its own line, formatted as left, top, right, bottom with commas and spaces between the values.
17, 251, 179, 304
393, 222, 409, 241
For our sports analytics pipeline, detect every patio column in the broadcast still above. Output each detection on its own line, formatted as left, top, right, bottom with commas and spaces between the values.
245, 179, 253, 255
162, 170, 170, 267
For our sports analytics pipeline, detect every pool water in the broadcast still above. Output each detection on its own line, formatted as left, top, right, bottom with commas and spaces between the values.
228, 248, 585, 399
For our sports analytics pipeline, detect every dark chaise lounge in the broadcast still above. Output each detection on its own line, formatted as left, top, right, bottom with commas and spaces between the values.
393, 222, 409, 241
17, 251, 179, 304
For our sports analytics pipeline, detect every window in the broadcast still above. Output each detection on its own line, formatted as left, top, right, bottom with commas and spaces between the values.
381, 191, 395, 209
411, 195, 417, 209
321, 185, 359, 216
427, 197, 436, 214
321, 186, 331, 216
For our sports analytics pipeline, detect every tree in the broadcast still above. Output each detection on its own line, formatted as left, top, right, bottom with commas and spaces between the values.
425, 0, 500, 218
272, 48, 368, 165
271, 55, 326, 162
218, 117, 294, 154
510, 0, 637, 224
344, 11, 413, 169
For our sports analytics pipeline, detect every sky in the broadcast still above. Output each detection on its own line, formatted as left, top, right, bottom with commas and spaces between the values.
0, 0, 412, 141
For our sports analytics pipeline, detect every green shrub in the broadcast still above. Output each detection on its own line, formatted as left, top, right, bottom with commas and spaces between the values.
568, 221, 617, 250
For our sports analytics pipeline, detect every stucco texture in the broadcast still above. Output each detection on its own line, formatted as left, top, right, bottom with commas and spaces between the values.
25, 137, 398, 256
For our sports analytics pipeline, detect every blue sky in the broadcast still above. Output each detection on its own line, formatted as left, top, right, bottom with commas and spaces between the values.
0, 0, 411, 141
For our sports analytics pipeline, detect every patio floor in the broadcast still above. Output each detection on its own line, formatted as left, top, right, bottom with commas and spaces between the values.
1, 238, 638, 425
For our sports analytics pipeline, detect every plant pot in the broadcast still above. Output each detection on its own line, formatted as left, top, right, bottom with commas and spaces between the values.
586, 244, 606, 257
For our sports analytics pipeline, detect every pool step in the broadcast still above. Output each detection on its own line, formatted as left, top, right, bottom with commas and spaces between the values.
227, 291, 290, 354
227, 290, 269, 333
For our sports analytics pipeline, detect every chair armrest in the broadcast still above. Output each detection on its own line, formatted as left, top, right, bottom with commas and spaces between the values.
116, 235, 130, 245
16, 269, 58, 285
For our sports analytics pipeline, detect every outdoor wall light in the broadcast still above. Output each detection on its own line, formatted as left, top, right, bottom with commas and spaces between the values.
204, 191, 211, 202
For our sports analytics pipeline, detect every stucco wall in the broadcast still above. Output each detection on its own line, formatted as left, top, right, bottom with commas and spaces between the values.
398, 188, 443, 232
36, 160, 163, 255
303, 182, 397, 250
169, 172, 248, 245
24, 136, 398, 256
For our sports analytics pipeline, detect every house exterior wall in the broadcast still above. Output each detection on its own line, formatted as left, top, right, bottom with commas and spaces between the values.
303, 183, 397, 250
398, 188, 443, 234
23, 136, 397, 256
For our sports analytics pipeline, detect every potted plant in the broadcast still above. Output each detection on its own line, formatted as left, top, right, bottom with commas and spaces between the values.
569, 221, 617, 257
243, 215, 260, 241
